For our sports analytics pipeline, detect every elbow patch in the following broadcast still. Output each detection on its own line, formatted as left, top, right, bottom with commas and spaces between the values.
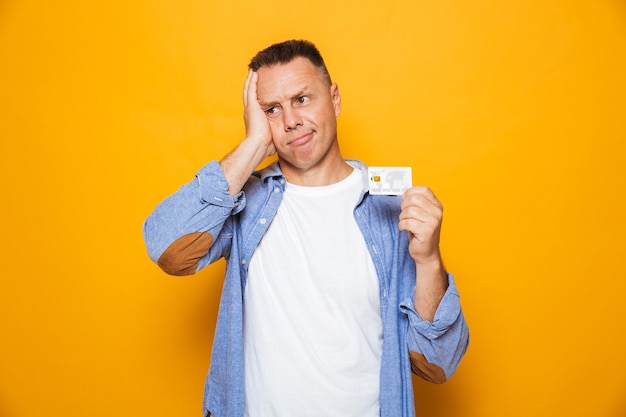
157, 232, 213, 276
409, 351, 447, 384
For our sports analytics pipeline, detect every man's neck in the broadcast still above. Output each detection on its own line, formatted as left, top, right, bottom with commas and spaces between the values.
280, 158, 353, 187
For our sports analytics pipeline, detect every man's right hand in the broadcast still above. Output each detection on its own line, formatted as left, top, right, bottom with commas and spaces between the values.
219, 70, 276, 195
243, 69, 276, 157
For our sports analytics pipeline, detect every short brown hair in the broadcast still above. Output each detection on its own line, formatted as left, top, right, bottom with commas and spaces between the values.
248, 39, 332, 85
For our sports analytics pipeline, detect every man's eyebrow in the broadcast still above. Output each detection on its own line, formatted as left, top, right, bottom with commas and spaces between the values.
291, 86, 311, 99
257, 98, 274, 108
258, 87, 312, 108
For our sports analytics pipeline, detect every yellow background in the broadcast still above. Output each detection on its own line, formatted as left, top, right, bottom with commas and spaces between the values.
1, 1, 625, 416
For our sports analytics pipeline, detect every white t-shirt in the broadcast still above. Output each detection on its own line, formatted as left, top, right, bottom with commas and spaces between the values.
243, 167, 383, 417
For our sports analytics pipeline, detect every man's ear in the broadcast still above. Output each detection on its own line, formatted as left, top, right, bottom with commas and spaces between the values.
330, 83, 342, 117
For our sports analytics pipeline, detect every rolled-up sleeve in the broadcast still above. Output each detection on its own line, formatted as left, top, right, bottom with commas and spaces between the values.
143, 161, 245, 275
399, 273, 470, 383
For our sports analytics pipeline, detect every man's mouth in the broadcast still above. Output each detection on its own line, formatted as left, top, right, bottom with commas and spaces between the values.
287, 131, 314, 146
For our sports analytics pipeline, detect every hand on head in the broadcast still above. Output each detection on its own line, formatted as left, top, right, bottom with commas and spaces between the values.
243, 69, 276, 157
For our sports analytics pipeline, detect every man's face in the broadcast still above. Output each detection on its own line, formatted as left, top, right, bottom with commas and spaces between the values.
255, 57, 342, 177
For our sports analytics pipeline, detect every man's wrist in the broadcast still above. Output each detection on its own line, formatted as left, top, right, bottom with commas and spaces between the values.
415, 256, 448, 285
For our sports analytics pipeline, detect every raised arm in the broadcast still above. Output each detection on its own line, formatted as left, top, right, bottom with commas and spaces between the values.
220, 70, 275, 194
398, 186, 469, 383
143, 70, 275, 275
398, 186, 447, 322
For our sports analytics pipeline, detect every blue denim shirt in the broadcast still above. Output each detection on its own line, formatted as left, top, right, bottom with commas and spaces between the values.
143, 160, 469, 417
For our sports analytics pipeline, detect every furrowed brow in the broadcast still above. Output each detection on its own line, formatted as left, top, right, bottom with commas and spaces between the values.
291, 87, 311, 99
258, 86, 311, 108
257, 97, 275, 108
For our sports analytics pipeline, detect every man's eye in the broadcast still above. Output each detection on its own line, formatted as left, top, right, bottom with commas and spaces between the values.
297, 96, 308, 104
265, 106, 279, 115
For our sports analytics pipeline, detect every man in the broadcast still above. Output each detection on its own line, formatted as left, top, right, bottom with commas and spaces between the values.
143, 39, 469, 417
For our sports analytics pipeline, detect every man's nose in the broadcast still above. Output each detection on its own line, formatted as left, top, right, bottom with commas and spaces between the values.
283, 106, 303, 131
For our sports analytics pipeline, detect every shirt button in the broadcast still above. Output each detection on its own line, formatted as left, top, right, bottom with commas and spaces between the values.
274, 188, 280, 193
279, 179, 285, 185
241, 259, 247, 265
259, 218, 267, 224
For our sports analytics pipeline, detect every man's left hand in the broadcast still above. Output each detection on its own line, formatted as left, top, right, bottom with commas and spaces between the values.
398, 186, 444, 265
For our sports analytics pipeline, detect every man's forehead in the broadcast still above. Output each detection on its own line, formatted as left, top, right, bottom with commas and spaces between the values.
256, 59, 322, 102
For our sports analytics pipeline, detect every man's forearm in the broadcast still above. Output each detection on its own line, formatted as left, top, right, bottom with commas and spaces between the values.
220, 136, 274, 195
413, 259, 448, 322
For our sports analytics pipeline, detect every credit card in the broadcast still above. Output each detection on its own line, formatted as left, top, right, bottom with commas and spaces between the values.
367, 166, 412, 195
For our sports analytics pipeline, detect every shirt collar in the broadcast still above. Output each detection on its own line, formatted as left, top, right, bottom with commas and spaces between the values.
257, 159, 369, 192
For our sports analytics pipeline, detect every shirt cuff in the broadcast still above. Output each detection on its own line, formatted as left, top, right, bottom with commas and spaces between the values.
399, 272, 462, 339
196, 161, 245, 214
